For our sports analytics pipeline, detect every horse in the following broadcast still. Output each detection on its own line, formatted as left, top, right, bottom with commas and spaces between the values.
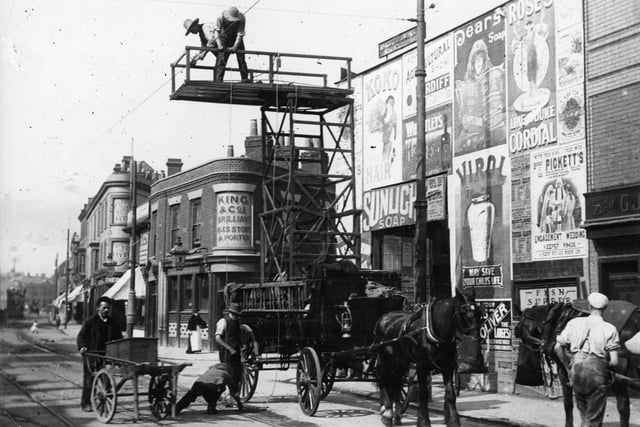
373, 288, 486, 427
515, 300, 640, 427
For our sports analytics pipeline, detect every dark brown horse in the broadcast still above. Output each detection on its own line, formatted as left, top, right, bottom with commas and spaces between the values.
515, 300, 640, 427
373, 289, 486, 427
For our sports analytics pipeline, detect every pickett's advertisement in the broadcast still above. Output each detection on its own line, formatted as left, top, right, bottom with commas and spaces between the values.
362, 181, 416, 231
363, 59, 403, 191
425, 34, 454, 108
450, 146, 511, 297
478, 298, 512, 352
507, 0, 558, 156
531, 142, 586, 260
453, 8, 507, 156
216, 192, 253, 249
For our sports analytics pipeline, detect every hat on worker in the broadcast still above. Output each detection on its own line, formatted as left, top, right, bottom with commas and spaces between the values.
588, 292, 609, 310
227, 303, 242, 315
184, 18, 200, 35
224, 7, 242, 21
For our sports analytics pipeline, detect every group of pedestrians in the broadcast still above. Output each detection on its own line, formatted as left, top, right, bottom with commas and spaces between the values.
76, 295, 245, 416
183, 6, 250, 83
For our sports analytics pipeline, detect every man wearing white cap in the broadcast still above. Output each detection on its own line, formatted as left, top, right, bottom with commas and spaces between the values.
213, 6, 250, 82
554, 292, 620, 426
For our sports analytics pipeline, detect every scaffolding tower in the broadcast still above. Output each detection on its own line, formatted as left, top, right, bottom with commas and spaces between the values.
170, 47, 360, 282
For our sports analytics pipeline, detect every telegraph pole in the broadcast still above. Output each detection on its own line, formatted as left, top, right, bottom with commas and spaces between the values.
414, 0, 429, 304
127, 157, 137, 337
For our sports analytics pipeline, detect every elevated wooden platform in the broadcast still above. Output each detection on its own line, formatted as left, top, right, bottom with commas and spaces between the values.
170, 80, 353, 111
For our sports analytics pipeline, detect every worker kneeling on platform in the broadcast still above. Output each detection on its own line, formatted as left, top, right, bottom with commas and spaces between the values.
176, 362, 243, 415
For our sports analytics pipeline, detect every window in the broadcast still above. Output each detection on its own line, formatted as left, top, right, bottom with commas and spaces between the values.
191, 199, 202, 248
180, 276, 193, 311
195, 274, 209, 311
168, 277, 178, 311
170, 204, 180, 247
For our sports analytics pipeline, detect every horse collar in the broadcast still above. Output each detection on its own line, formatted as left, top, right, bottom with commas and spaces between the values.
424, 302, 455, 345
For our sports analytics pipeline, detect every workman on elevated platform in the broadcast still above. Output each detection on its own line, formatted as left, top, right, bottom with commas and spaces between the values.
213, 6, 250, 82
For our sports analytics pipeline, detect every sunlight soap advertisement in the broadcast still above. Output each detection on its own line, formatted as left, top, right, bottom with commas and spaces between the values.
362, 59, 403, 191
530, 142, 586, 260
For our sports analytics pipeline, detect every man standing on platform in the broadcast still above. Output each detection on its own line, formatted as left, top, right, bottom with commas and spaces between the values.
77, 296, 123, 412
554, 292, 620, 426
213, 6, 250, 82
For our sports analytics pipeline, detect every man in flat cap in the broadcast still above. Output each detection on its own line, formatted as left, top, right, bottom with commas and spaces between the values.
554, 292, 620, 426
212, 6, 250, 82
183, 18, 218, 66
214, 302, 244, 407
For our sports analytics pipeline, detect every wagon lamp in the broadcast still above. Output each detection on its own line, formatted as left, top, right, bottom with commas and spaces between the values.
340, 306, 353, 339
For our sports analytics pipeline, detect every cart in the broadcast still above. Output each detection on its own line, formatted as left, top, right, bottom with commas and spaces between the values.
83, 337, 191, 423
227, 263, 417, 416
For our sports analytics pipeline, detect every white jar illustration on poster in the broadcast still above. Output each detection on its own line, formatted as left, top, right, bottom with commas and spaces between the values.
467, 193, 495, 262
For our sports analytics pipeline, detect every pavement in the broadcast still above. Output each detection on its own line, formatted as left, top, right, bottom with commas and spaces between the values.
19, 320, 640, 426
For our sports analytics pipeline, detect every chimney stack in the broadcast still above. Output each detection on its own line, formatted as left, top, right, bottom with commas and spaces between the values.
227, 145, 235, 157
244, 119, 263, 161
166, 158, 183, 176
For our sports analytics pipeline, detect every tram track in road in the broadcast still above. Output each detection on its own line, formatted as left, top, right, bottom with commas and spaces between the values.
0, 369, 75, 427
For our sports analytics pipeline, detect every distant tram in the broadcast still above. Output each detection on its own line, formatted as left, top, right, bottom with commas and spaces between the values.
6, 287, 26, 319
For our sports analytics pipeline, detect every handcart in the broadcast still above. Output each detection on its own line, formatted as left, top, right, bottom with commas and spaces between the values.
83, 337, 191, 423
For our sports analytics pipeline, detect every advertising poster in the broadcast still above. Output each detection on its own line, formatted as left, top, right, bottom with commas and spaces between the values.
506, 0, 557, 156
363, 59, 403, 191
519, 285, 577, 309
557, 85, 585, 144
510, 152, 532, 263
531, 142, 587, 260
453, 8, 507, 156
362, 181, 416, 231
215, 192, 253, 249
425, 34, 454, 108
556, 0, 583, 30
403, 104, 453, 181
402, 49, 418, 119
450, 146, 511, 297
556, 25, 584, 89
478, 298, 512, 352
427, 174, 446, 221
350, 76, 364, 206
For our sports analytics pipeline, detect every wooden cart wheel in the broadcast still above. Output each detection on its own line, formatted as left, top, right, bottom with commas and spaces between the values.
91, 369, 117, 423
399, 364, 417, 414
239, 324, 259, 402
296, 347, 322, 416
320, 363, 335, 400
148, 374, 173, 419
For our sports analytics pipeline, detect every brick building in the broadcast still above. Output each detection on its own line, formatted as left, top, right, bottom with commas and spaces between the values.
582, 0, 640, 305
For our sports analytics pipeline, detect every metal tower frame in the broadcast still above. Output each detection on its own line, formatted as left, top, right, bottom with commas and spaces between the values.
260, 93, 360, 281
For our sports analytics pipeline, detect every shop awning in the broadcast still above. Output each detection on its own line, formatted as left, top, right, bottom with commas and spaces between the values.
102, 267, 146, 300
53, 285, 84, 308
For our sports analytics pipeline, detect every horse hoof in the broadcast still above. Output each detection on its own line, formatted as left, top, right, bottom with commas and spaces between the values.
381, 416, 393, 427
393, 415, 402, 425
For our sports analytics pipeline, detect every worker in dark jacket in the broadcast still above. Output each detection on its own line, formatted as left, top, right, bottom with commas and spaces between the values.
215, 302, 243, 401
77, 296, 123, 412
176, 362, 243, 414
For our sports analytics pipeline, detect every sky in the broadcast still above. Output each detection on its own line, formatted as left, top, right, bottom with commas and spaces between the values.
0, 0, 505, 276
